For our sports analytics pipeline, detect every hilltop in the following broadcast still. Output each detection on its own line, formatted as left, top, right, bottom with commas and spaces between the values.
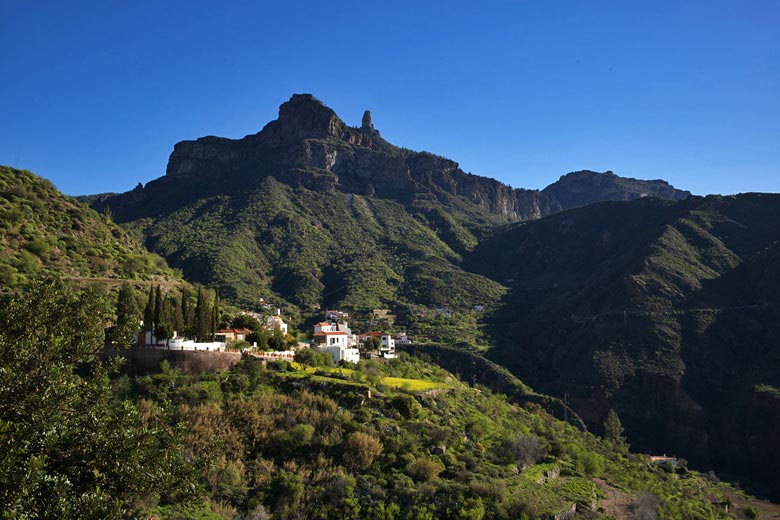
0, 166, 184, 292
87, 94, 688, 312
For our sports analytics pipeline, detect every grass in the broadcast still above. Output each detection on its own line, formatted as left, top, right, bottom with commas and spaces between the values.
283, 364, 449, 392
381, 376, 447, 392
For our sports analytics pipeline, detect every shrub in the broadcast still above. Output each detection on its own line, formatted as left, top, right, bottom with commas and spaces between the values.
499, 434, 547, 467
344, 432, 383, 470
405, 457, 444, 482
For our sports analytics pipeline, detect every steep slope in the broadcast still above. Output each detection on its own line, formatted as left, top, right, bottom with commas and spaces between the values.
131, 355, 774, 519
0, 166, 182, 291
123, 175, 507, 312
468, 193, 780, 496
89, 94, 688, 311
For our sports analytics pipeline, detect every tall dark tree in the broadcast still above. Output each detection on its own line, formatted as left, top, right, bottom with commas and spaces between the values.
211, 292, 220, 340
153, 285, 164, 331
194, 287, 209, 341
110, 282, 139, 348
604, 408, 626, 447
169, 292, 184, 336
143, 285, 155, 333
180, 289, 192, 338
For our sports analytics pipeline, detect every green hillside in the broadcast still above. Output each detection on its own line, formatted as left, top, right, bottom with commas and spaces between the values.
89, 94, 688, 320
6, 278, 776, 519
468, 194, 780, 497
123, 175, 507, 315
0, 166, 183, 291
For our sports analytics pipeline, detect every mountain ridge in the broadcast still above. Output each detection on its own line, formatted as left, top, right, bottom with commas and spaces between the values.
89, 93, 690, 224
84, 94, 691, 312
467, 192, 780, 497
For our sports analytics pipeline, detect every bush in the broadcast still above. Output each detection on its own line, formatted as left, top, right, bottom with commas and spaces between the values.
499, 434, 547, 467
25, 237, 50, 258
405, 457, 444, 482
344, 432, 383, 470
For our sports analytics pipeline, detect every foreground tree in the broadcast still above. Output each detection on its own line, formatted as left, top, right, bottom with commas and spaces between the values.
0, 280, 192, 518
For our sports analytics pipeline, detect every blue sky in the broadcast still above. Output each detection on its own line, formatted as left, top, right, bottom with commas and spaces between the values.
1, 0, 778, 196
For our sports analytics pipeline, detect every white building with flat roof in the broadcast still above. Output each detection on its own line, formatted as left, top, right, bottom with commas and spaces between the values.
325, 345, 360, 365
380, 334, 396, 358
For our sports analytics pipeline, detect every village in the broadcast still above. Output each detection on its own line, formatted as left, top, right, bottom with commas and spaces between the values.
139, 306, 412, 367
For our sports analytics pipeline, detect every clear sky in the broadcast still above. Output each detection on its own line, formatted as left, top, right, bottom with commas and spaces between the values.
2, 0, 778, 196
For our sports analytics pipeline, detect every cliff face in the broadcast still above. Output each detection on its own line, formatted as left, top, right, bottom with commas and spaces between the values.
159, 94, 554, 221
542, 170, 690, 209
102, 94, 685, 224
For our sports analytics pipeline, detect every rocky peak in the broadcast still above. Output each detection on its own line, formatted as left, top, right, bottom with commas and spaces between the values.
258, 93, 348, 145
542, 170, 691, 210
361, 110, 374, 130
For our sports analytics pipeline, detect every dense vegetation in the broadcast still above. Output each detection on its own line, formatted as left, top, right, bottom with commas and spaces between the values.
5, 280, 776, 519
121, 176, 506, 314
468, 194, 780, 497
0, 281, 192, 518
0, 166, 183, 291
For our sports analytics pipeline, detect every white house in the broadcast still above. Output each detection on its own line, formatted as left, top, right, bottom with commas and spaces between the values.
264, 311, 288, 335
336, 321, 358, 346
325, 309, 350, 322
314, 321, 336, 334
153, 336, 227, 351
325, 345, 360, 365
395, 332, 411, 345
314, 330, 348, 348
380, 334, 396, 358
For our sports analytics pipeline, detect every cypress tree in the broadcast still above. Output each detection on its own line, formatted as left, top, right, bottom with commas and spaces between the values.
153, 286, 164, 331
169, 293, 184, 336
211, 292, 220, 340
180, 290, 192, 338
194, 287, 207, 341
143, 285, 155, 332
113, 282, 139, 347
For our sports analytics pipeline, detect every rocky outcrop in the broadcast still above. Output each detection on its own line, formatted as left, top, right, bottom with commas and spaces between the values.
542, 170, 690, 209
361, 110, 373, 130
100, 94, 689, 225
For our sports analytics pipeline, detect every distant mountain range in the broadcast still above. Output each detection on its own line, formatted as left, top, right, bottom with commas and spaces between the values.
85, 93, 690, 310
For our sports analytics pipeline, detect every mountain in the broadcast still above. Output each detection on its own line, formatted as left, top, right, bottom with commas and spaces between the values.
542, 169, 689, 209
88, 94, 688, 312
0, 166, 183, 292
467, 193, 780, 497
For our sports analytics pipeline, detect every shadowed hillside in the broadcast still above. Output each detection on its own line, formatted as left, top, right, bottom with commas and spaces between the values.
468, 193, 780, 497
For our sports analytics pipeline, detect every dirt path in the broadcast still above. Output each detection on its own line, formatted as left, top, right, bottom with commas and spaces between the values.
61, 275, 185, 287
723, 489, 780, 518
594, 478, 633, 520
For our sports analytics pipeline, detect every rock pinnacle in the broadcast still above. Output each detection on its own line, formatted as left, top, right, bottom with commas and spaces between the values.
361, 110, 373, 130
